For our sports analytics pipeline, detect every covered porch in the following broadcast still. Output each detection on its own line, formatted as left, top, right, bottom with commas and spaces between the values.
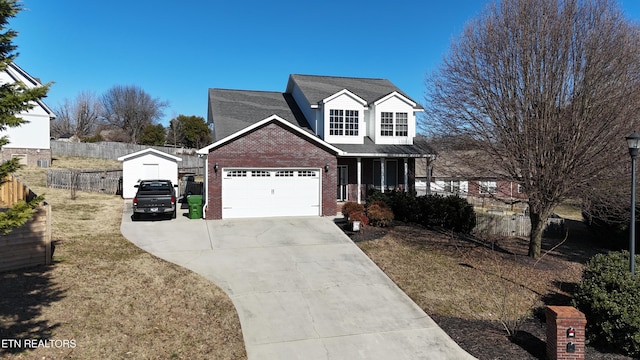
336, 155, 434, 204
333, 139, 435, 205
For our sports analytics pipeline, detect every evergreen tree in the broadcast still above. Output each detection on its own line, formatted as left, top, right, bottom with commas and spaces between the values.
0, 0, 49, 232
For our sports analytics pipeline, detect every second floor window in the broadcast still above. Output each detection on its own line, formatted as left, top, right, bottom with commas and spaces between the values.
381, 112, 394, 136
396, 112, 408, 136
330, 109, 359, 136
381, 112, 408, 136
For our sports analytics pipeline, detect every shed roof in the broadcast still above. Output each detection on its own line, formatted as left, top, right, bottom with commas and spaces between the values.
117, 148, 183, 162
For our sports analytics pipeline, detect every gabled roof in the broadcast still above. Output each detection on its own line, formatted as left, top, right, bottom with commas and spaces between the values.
5, 63, 56, 119
198, 115, 342, 155
208, 89, 313, 140
286, 74, 423, 109
117, 148, 183, 162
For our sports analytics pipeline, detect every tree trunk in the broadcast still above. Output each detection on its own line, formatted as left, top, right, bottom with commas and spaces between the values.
528, 209, 552, 259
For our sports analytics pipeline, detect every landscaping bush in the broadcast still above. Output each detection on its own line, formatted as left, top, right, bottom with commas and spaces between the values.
366, 202, 394, 227
348, 210, 369, 227
572, 251, 640, 357
364, 190, 475, 233
341, 201, 364, 218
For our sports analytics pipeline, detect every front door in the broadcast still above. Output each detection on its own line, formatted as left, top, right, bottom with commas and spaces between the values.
337, 165, 348, 201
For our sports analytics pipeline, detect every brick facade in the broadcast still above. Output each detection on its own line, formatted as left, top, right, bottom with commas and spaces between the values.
204, 121, 337, 219
546, 306, 587, 360
1, 148, 51, 167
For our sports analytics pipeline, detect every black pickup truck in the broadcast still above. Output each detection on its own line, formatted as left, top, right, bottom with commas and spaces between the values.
132, 180, 178, 220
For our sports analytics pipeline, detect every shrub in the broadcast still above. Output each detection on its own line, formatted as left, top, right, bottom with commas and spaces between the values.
367, 202, 394, 227
348, 211, 369, 227
363, 190, 475, 233
341, 201, 364, 218
572, 251, 640, 357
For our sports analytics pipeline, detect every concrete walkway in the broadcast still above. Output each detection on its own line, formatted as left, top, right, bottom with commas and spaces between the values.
120, 202, 476, 359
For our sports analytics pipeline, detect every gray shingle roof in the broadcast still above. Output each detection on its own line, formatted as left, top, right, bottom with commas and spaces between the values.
287, 74, 423, 108
335, 136, 435, 157
208, 89, 313, 140
208, 75, 432, 157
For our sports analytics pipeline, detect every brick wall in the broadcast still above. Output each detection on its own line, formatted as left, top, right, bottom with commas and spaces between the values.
1, 148, 52, 167
205, 122, 337, 219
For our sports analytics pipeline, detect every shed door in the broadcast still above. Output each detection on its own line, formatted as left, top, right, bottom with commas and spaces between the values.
142, 163, 160, 180
221, 169, 321, 218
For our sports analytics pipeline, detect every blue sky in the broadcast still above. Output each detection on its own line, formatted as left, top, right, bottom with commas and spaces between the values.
10, 0, 640, 125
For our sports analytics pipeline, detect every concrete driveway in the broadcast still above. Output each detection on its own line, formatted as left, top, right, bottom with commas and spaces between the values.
120, 201, 475, 359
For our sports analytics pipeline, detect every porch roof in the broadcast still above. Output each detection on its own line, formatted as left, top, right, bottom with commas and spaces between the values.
335, 137, 435, 158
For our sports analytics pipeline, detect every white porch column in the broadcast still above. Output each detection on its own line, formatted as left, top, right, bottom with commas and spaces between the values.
357, 157, 362, 204
404, 158, 408, 193
380, 158, 385, 193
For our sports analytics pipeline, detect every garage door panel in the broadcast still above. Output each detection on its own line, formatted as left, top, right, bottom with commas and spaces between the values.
221, 169, 321, 219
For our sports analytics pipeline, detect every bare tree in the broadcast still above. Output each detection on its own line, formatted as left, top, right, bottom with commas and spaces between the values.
51, 91, 102, 139
101, 85, 168, 144
425, 0, 640, 258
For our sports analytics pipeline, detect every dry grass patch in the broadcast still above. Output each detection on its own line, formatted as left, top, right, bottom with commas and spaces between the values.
2, 161, 246, 359
357, 224, 585, 333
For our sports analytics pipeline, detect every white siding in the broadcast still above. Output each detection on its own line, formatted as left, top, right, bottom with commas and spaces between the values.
290, 84, 319, 135
121, 152, 179, 199
0, 112, 51, 149
0, 66, 52, 150
372, 95, 416, 145
322, 93, 365, 144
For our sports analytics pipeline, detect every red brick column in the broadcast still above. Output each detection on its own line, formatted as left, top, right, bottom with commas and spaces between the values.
546, 306, 587, 360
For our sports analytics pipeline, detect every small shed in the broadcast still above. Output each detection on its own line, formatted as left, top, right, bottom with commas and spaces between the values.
118, 148, 182, 199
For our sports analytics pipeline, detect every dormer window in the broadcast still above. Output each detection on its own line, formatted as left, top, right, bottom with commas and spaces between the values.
381, 112, 408, 137
330, 109, 359, 136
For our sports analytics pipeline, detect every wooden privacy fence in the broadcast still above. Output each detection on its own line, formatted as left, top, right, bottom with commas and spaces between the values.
51, 140, 205, 169
0, 176, 52, 272
46, 169, 123, 195
474, 213, 565, 237
0, 204, 52, 272
0, 175, 38, 206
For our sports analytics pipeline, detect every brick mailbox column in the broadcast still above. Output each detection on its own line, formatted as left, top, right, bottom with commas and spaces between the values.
546, 306, 587, 360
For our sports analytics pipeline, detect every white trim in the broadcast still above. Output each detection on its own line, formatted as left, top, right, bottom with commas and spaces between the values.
6, 63, 56, 119
321, 89, 367, 106
403, 158, 408, 192
197, 115, 343, 155
117, 147, 183, 162
202, 156, 208, 219
357, 157, 362, 204
373, 91, 417, 108
342, 153, 432, 158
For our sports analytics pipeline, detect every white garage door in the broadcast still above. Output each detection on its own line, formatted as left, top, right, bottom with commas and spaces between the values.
222, 169, 321, 218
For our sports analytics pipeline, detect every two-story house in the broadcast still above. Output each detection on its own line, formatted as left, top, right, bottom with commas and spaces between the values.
0, 63, 55, 167
197, 74, 434, 219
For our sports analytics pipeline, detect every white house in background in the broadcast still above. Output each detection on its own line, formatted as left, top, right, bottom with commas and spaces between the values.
0, 63, 55, 167
117, 148, 182, 199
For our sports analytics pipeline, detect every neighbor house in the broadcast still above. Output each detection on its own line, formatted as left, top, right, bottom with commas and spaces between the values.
197, 74, 435, 219
0, 63, 55, 167
419, 151, 528, 212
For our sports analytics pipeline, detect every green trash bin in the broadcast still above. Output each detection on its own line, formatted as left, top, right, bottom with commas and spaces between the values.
187, 195, 203, 219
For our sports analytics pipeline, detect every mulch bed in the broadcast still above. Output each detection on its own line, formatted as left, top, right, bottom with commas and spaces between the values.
339, 219, 634, 360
